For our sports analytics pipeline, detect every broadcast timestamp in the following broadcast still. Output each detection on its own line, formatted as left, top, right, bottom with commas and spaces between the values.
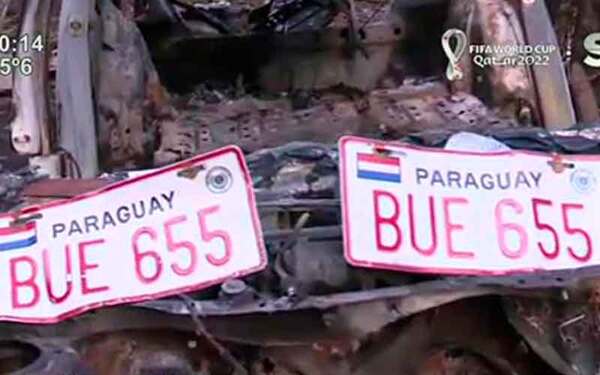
0, 33, 45, 77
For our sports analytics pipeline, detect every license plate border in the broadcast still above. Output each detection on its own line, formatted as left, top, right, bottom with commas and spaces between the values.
0, 145, 267, 324
338, 135, 598, 276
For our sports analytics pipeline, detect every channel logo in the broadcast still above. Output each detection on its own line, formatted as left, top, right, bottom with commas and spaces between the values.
441, 28, 556, 81
584, 33, 600, 68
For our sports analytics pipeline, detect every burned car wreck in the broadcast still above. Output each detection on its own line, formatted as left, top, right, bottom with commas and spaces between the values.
2, 0, 600, 374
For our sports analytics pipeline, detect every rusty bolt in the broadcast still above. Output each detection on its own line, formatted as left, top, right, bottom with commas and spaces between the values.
70, 21, 82, 33
286, 286, 297, 298
68, 16, 86, 37
221, 279, 247, 295
547, 154, 574, 174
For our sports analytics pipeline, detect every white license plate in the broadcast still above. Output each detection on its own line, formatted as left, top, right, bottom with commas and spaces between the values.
340, 136, 600, 275
0, 146, 266, 323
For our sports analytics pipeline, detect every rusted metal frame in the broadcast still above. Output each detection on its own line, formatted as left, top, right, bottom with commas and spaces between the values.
0, 307, 197, 341
10, 0, 54, 155
180, 294, 250, 375
138, 279, 556, 318
0, 284, 551, 346
520, 0, 576, 130
130, 285, 554, 347
263, 225, 342, 241
0, 265, 588, 347
503, 297, 579, 375
347, 298, 545, 375
22, 178, 112, 198
257, 199, 340, 211
279, 212, 311, 249
0, 307, 335, 347
137, 261, 600, 320
56, 0, 100, 178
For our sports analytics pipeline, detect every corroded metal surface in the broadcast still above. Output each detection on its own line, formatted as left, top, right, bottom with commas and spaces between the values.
2, 0, 600, 374
56, 0, 100, 177
447, 0, 538, 123
185, 88, 517, 155
521, 0, 576, 130
569, 62, 600, 123
10, 0, 54, 155
95, 0, 195, 170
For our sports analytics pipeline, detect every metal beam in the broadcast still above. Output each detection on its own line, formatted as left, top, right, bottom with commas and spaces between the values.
56, 0, 99, 177
521, 0, 577, 130
10, 0, 53, 155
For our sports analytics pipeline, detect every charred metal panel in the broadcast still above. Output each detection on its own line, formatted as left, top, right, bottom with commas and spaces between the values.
56, 0, 100, 177
521, 0, 576, 129
447, 0, 538, 124
95, 0, 195, 170
187, 88, 517, 154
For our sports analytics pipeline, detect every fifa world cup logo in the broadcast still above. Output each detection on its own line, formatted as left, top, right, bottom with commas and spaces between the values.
441, 29, 468, 81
